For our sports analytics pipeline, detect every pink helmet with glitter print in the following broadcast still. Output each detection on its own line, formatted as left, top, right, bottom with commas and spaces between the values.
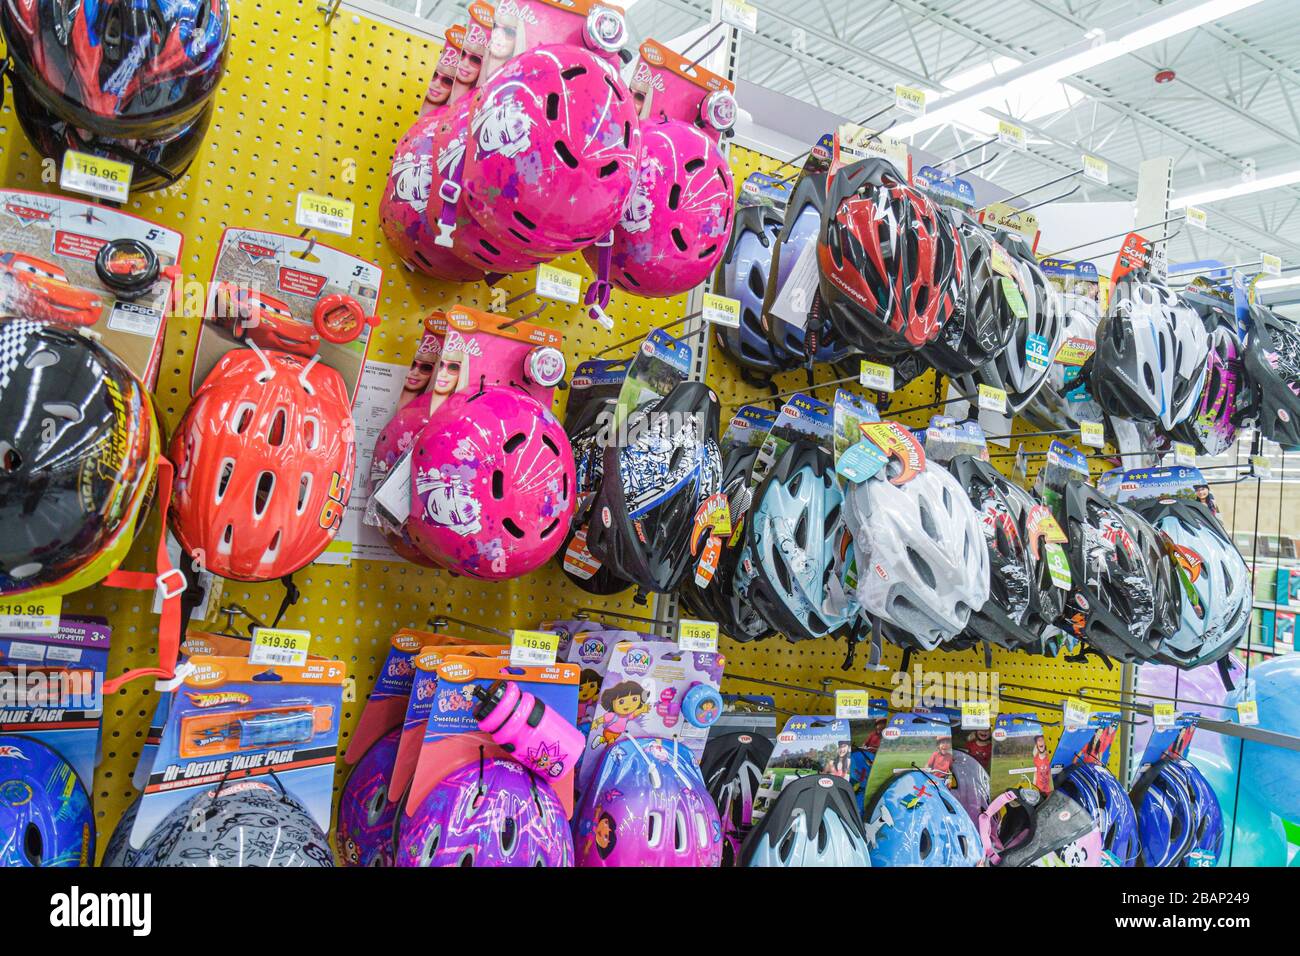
407, 386, 575, 580
583, 117, 734, 298
459, 44, 642, 258
574, 736, 722, 867
370, 398, 442, 567
422, 98, 553, 276
380, 113, 485, 282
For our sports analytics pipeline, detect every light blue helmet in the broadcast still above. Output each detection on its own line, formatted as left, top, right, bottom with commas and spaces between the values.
864, 768, 983, 867
742, 774, 871, 867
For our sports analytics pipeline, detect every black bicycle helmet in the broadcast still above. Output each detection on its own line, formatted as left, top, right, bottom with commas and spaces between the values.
1119, 502, 1180, 656
740, 773, 872, 867
701, 731, 775, 866
982, 787, 1102, 867
714, 204, 799, 381
1242, 304, 1300, 449
587, 382, 722, 594
919, 216, 1013, 377
559, 395, 633, 595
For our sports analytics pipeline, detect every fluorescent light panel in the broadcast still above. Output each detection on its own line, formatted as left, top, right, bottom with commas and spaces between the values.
1172, 168, 1300, 208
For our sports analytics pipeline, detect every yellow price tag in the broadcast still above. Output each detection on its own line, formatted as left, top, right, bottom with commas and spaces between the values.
961, 700, 992, 730
510, 629, 560, 666
678, 619, 719, 652
859, 360, 895, 392
702, 293, 742, 328
1152, 702, 1177, 730
0, 595, 63, 636
997, 120, 1026, 151
1172, 442, 1196, 466
1185, 206, 1208, 231
60, 150, 133, 201
720, 0, 757, 31
535, 263, 582, 304
250, 627, 312, 667
1080, 421, 1105, 449
1237, 700, 1259, 726
834, 689, 871, 720
1082, 154, 1109, 185
894, 84, 927, 116
1251, 454, 1272, 478
1064, 698, 1091, 729
295, 191, 355, 236
1262, 253, 1283, 277
978, 384, 1008, 413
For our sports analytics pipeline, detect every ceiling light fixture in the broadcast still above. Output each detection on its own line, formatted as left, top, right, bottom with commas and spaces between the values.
1171, 167, 1300, 208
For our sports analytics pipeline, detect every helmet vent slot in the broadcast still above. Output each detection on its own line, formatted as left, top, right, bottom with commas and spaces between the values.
500, 817, 518, 855
698, 242, 718, 260
561, 65, 587, 81
216, 458, 235, 500
504, 432, 527, 454
545, 93, 560, 121
514, 211, 538, 230
684, 157, 706, 174
540, 517, 560, 539
23, 823, 42, 865
254, 471, 276, 518
25, 348, 57, 371
541, 434, 560, 456
906, 547, 936, 590
503, 518, 525, 539
674, 810, 688, 852
646, 811, 663, 848
492, 470, 505, 500
598, 160, 619, 179
671, 229, 688, 252
302, 415, 319, 450
232, 402, 256, 435
297, 473, 312, 513
41, 402, 81, 422
554, 140, 580, 169
668, 184, 682, 210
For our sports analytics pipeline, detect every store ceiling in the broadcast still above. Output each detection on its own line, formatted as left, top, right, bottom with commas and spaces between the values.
400, 0, 1300, 274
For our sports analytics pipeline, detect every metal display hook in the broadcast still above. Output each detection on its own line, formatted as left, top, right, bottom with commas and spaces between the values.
1078, 683, 1235, 713
722, 371, 861, 408
934, 137, 998, 169
1046, 215, 1186, 258
1017, 183, 1082, 215
427, 614, 513, 640
593, 311, 704, 357
954, 152, 1002, 177
573, 607, 677, 628
979, 168, 1082, 212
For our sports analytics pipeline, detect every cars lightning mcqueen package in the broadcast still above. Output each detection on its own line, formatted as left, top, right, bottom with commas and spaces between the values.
192, 228, 383, 400
0, 190, 181, 385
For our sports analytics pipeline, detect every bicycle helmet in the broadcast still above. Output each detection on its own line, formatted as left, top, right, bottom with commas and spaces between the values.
369, 391, 444, 568
1176, 757, 1224, 866
700, 731, 774, 866
863, 768, 983, 867
137, 778, 333, 867
949, 749, 991, 826
1, 0, 230, 137
0, 318, 160, 599
845, 456, 989, 651
1133, 497, 1249, 670
818, 157, 955, 357
1060, 480, 1157, 664
460, 45, 641, 257
381, 112, 484, 281
742, 441, 858, 642
574, 736, 722, 867
714, 204, 798, 380
1169, 324, 1245, 457
1130, 756, 1197, 867
1121, 503, 1180, 655
336, 728, 401, 867
920, 217, 1013, 377
8, 75, 214, 193
101, 795, 144, 867
587, 382, 722, 594
408, 386, 574, 580
395, 758, 573, 867
0, 735, 94, 867
1022, 498, 1067, 656
169, 348, 356, 582
1023, 295, 1103, 431
585, 117, 734, 298
948, 455, 1032, 647
1054, 761, 1140, 866
981, 787, 1103, 866
1243, 304, 1300, 449
559, 395, 633, 595
741, 773, 872, 867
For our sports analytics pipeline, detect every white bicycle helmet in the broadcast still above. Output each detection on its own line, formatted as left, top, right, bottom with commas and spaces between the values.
741, 774, 872, 867
845, 458, 990, 651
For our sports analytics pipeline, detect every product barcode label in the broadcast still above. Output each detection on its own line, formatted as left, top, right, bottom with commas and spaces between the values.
678, 619, 719, 652
249, 627, 312, 667
295, 192, 355, 236
510, 629, 560, 667
536, 264, 582, 304
60, 150, 133, 201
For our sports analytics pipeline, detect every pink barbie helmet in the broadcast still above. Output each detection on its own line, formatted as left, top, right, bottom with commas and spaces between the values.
407, 386, 575, 580
380, 113, 484, 282
584, 117, 734, 298
370, 397, 443, 568
460, 44, 642, 258
423, 98, 553, 276
395, 758, 573, 866
335, 728, 401, 866
574, 736, 723, 867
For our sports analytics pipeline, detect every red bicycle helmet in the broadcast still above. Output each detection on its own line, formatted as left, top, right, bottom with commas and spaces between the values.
818, 157, 953, 356
169, 348, 356, 582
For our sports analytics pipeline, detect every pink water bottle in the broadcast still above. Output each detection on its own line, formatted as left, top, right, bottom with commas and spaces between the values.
472, 680, 584, 782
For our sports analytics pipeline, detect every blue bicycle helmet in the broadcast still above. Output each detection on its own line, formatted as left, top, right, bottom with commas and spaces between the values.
1130, 756, 1197, 867
1055, 761, 1140, 866
1175, 758, 1224, 867
0, 735, 94, 867
715, 205, 799, 380
863, 768, 983, 867
742, 773, 871, 867
741, 440, 858, 642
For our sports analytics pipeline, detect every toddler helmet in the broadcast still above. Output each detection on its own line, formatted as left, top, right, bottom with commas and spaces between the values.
0, 318, 160, 599
169, 348, 356, 582
947, 455, 1032, 647
1054, 761, 1140, 866
369, 395, 444, 568
586, 118, 734, 298
845, 457, 989, 651
408, 386, 574, 580
1060, 480, 1156, 664
138, 778, 333, 867
919, 217, 1014, 377
863, 768, 983, 867
1, 0, 230, 137
380, 113, 484, 281
461, 45, 641, 257
1175, 758, 1224, 866
818, 157, 955, 356
1130, 756, 1197, 867
1133, 498, 1249, 670
0, 735, 94, 867
743, 441, 858, 642
700, 731, 774, 865
948, 750, 991, 826
395, 758, 573, 867
715, 204, 798, 379
1243, 304, 1300, 449
588, 382, 722, 593
981, 787, 1103, 867
336, 728, 401, 867
742, 774, 871, 867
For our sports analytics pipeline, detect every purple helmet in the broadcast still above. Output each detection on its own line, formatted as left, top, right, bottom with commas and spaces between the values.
395, 758, 573, 867
336, 728, 401, 867
1173, 324, 1246, 457
0, 735, 94, 867
574, 736, 722, 867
